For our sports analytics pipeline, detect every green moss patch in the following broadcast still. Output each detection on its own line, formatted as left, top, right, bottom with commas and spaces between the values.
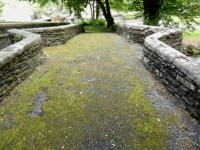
0, 32, 176, 149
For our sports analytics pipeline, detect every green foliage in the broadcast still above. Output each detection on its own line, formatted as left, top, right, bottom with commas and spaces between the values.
88, 19, 96, 26
183, 30, 200, 39
29, 0, 115, 27
94, 19, 106, 26
84, 24, 116, 32
29, 0, 200, 30
13, 34, 25, 43
0, 1, 4, 16
79, 21, 89, 26
109, 0, 127, 12
126, 0, 200, 30
88, 19, 106, 27
82, 19, 114, 32
63, 0, 86, 19
30, 0, 69, 18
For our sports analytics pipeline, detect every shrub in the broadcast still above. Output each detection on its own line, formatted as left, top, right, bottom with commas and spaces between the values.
109, 24, 117, 32
88, 19, 95, 26
94, 19, 106, 27
80, 21, 89, 26
88, 19, 106, 27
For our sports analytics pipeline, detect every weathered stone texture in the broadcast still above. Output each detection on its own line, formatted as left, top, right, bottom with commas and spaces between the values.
24, 24, 85, 47
0, 22, 70, 34
117, 23, 200, 119
0, 34, 11, 50
0, 24, 84, 102
0, 29, 44, 102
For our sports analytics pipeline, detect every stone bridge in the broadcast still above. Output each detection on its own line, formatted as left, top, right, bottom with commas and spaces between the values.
0, 23, 200, 149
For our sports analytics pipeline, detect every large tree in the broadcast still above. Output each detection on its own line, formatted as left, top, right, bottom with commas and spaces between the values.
29, 0, 200, 30
29, 0, 115, 27
31, 0, 68, 19
127, 0, 200, 30
142, 0, 163, 25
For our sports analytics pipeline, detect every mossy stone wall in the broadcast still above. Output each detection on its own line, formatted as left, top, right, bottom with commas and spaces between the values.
0, 24, 84, 102
116, 23, 200, 119
0, 22, 69, 34
0, 34, 11, 50
24, 24, 85, 47
0, 29, 44, 102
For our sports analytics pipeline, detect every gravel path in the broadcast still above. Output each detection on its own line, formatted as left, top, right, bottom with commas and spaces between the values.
0, 31, 199, 149
109, 32, 200, 150
127, 36, 200, 150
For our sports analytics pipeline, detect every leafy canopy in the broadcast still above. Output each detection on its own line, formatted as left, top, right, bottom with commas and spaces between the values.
126, 0, 200, 30
29, 0, 200, 30
0, 0, 4, 16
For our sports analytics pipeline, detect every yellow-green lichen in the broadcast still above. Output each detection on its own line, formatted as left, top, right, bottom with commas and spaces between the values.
0, 32, 177, 149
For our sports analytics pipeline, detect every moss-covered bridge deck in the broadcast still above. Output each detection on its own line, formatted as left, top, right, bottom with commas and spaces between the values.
0, 32, 199, 149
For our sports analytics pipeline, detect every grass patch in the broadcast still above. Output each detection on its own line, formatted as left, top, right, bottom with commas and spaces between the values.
183, 30, 200, 39
84, 25, 116, 32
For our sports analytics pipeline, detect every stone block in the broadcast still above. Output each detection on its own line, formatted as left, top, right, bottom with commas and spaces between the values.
173, 58, 200, 81
161, 79, 169, 86
167, 75, 175, 82
170, 64, 176, 69
0, 84, 6, 93
148, 65, 155, 73
13, 69, 22, 75
187, 105, 199, 118
165, 86, 174, 94
177, 96, 187, 109
195, 108, 200, 118
149, 26, 169, 33
172, 79, 180, 87
176, 75, 196, 91
182, 96, 194, 106
0, 89, 7, 97
144, 38, 163, 53
176, 70, 185, 77
193, 73, 200, 88
154, 69, 163, 78
180, 85, 189, 92
161, 67, 170, 74
169, 85, 179, 94
143, 57, 150, 66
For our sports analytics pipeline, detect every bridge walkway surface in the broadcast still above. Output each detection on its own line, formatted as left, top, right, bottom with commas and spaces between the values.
0, 31, 200, 149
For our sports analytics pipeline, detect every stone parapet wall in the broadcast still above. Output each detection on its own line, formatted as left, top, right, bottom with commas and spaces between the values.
24, 24, 85, 47
117, 23, 200, 119
0, 34, 11, 50
116, 23, 182, 50
0, 24, 84, 102
0, 22, 69, 34
0, 29, 44, 102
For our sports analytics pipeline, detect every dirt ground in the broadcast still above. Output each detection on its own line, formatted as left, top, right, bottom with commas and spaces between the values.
182, 38, 200, 45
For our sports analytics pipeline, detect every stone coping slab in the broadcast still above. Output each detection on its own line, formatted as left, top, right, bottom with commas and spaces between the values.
0, 29, 41, 68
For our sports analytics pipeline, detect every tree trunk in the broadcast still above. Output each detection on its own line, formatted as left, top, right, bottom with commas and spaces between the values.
96, 3, 100, 19
105, 0, 114, 27
89, 1, 94, 19
96, 0, 114, 27
92, 1, 95, 19
143, 0, 163, 25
